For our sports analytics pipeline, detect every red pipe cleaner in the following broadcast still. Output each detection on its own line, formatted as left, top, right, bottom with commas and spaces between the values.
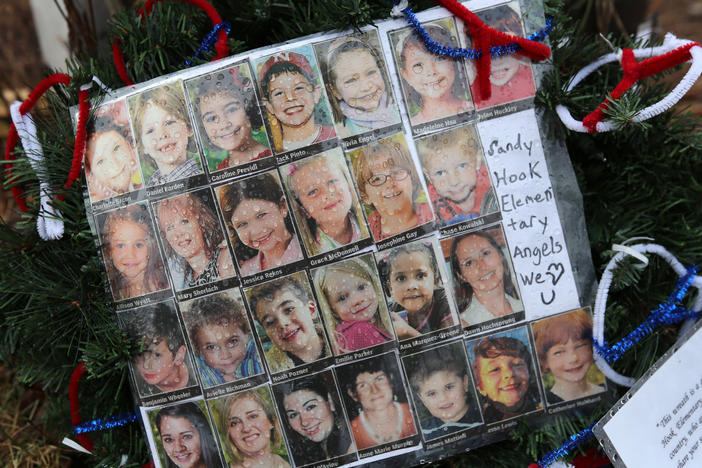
112, 0, 230, 86
582, 42, 699, 132
60, 87, 91, 198
4, 73, 77, 213
435, 0, 550, 101
69, 362, 95, 452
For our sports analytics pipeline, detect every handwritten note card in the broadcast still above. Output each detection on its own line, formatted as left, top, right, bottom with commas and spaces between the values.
595, 323, 702, 467
477, 109, 580, 319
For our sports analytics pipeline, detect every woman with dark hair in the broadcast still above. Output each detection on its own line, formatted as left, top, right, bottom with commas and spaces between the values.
276, 374, 354, 465
190, 67, 271, 171
155, 402, 224, 468
450, 230, 523, 326
218, 172, 303, 276
156, 191, 235, 290
100, 204, 169, 300
338, 356, 416, 450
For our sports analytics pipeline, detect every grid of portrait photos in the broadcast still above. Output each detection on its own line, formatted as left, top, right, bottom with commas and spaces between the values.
80, 1, 607, 467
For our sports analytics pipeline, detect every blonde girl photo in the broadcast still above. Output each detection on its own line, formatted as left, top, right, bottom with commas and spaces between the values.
313, 254, 395, 354
282, 148, 369, 256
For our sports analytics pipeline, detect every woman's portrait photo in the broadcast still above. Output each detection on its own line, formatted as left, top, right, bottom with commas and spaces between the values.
154, 188, 235, 290
148, 401, 224, 468
98, 203, 170, 301
273, 371, 356, 466
466, 327, 544, 424
128, 82, 204, 186
217, 171, 304, 276
186, 63, 273, 173
388, 17, 473, 127
209, 387, 291, 468
336, 353, 417, 450
442, 225, 524, 328
85, 99, 143, 202
281, 147, 370, 257
314, 30, 401, 139
245, 272, 332, 375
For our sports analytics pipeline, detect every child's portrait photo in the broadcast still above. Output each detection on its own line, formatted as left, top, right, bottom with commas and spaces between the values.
415, 125, 497, 227
217, 170, 304, 277
85, 99, 143, 202
314, 30, 401, 139
208, 386, 292, 468
119, 301, 198, 398
153, 188, 235, 290
127, 82, 204, 186
97, 203, 170, 301
245, 272, 331, 375
403, 341, 482, 441
376, 239, 457, 341
281, 148, 370, 257
466, 327, 543, 424
180, 290, 263, 388
185, 63, 273, 173
388, 17, 473, 128
348, 133, 434, 241
312, 253, 396, 355
336, 353, 417, 450
460, 2, 536, 110
442, 225, 524, 328
254, 45, 336, 153
273, 371, 356, 466
147, 401, 224, 468
532, 308, 606, 405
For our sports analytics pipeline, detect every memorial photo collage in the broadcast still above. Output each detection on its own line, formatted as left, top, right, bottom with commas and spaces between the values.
80, 1, 609, 466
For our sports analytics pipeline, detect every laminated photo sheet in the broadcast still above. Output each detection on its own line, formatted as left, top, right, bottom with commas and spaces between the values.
78, 0, 603, 466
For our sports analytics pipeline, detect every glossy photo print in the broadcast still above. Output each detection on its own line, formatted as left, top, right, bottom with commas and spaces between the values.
253, 45, 337, 154
118, 301, 199, 401
97, 203, 170, 302
208, 386, 292, 468
459, 1, 536, 110
185, 62, 273, 173
272, 370, 357, 467
314, 29, 401, 140
153, 188, 236, 291
465, 326, 544, 424
180, 289, 264, 389
388, 17, 473, 131
336, 352, 418, 451
216, 170, 304, 277
84, 99, 143, 203
146, 400, 225, 468
281, 147, 370, 257
127, 82, 204, 186
347, 133, 434, 242
402, 341, 482, 441
312, 253, 396, 356
531, 308, 606, 405
376, 239, 458, 342
244, 271, 332, 376
441, 224, 525, 332
414, 124, 498, 228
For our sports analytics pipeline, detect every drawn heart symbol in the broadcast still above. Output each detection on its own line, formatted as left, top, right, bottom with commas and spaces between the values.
545, 262, 564, 286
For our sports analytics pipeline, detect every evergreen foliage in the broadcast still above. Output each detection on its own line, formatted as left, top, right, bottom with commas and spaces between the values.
1, 0, 701, 466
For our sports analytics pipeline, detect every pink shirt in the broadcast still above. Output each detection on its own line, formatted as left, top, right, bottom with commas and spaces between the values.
239, 236, 303, 276
368, 202, 434, 241
335, 321, 392, 352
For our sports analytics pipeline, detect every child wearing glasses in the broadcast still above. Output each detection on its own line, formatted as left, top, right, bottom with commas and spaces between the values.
350, 136, 433, 241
